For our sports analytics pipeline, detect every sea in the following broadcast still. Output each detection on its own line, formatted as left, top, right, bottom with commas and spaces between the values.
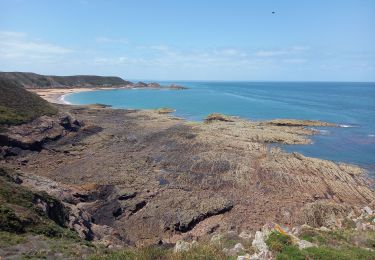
64, 81, 375, 177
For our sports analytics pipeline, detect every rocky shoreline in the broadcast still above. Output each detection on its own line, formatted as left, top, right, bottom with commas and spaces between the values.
0, 74, 374, 258
1, 103, 373, 252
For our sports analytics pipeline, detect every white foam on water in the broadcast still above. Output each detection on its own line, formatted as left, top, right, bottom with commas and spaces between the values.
59, 94, 71, 104
319, 130, 330, 135
339, 124, 356, 128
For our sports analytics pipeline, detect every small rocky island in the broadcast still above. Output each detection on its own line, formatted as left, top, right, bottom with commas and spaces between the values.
0, 75, 374, 259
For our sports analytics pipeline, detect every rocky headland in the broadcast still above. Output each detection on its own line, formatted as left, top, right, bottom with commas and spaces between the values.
0, 72, 187, 90
0, 76, 374, 259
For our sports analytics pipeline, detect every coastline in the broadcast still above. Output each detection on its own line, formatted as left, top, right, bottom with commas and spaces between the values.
1, 80, 374, 255
27, 87, 130, 104
1, 102, 373, 248
27, 84, 187, 104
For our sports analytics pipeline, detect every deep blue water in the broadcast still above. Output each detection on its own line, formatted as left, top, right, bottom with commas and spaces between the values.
65, 81, 375, 175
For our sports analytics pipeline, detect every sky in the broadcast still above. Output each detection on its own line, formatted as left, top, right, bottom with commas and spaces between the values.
0, 0, 374, 81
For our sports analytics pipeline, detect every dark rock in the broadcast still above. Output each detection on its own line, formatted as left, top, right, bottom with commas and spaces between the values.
59, 114, 81, 131
118, 192, 137, 201
168, 84, 188, 90
33, 192, 69, 227
0, 116, 64, 150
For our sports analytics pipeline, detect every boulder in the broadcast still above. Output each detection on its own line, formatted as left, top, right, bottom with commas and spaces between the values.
174, 240, 197, 253
223, 243, 245, 256
297, 239, 316, 249
252, 231, 269, 253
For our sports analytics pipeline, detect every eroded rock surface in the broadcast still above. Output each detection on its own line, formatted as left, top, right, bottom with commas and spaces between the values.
1, 105, 373, 246
0, 114, 81, 151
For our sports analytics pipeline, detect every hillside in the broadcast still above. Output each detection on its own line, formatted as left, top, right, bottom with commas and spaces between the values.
0, 78, 57, 126
0, 72, 131, 89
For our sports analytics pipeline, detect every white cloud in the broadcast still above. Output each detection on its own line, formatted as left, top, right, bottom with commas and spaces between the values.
92, 44, 311, 72
291, 45, 310, 51
0, 31, 73, 62
254, 46, 310, 57
254, 50, 287, 57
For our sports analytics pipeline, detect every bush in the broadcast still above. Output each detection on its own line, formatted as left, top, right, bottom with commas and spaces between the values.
0, 206, 26, 233
266, 231, 293, 252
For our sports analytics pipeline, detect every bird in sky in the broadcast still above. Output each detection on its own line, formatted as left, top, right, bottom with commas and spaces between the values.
272, 11, 275, 14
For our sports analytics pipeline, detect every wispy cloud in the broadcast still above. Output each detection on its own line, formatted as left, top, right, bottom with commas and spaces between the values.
254, 45, 310, 57
0, 31, 317, 79
92, 44, 310, 70
0, 31, 73, 62
254, 50, 288, 57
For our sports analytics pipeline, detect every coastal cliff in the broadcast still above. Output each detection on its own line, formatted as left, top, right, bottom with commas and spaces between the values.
0, 72, 187, 90
0, 77, 374, 259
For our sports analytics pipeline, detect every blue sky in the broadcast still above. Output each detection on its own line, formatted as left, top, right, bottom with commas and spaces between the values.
0, 0, 374, 81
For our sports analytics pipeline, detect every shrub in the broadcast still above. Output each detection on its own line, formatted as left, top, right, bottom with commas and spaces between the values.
266, 231, 293, 252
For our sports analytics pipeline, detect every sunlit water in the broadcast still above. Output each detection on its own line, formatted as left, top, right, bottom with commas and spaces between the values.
65, 81, 375, 177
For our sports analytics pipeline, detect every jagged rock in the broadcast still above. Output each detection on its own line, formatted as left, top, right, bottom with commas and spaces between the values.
237, 254, 251, 260
59, 114, 81, 131
2, 104, 374, 246
68, 206, 94, 240
174, 240, 197, 252
141, 193, 233, 233
0, 114, 81, 151
33, 193, 69, 226
252, 231, 269, 253
0, 116, 64, 150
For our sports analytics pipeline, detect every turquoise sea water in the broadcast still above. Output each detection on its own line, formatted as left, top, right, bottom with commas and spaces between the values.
65, 81, 375, 175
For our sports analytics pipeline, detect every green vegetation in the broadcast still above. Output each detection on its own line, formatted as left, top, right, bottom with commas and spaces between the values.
0, 78, 57, 126
0, 167, 73, 238
0, 72, 130, 88
266, 230, 375, 260
299, 226, 375, 249
88, 244, 230, 260
266, 231, 293, 252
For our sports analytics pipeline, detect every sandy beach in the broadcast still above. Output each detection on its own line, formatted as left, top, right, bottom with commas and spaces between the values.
28, 87, 129, 104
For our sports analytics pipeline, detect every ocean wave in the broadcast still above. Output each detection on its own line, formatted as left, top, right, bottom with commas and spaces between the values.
339, 124, 357, 128
369, 134, 375, 138
319, 130, 330, 135
59, 94, 71, 104
311, 128, 330, 135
